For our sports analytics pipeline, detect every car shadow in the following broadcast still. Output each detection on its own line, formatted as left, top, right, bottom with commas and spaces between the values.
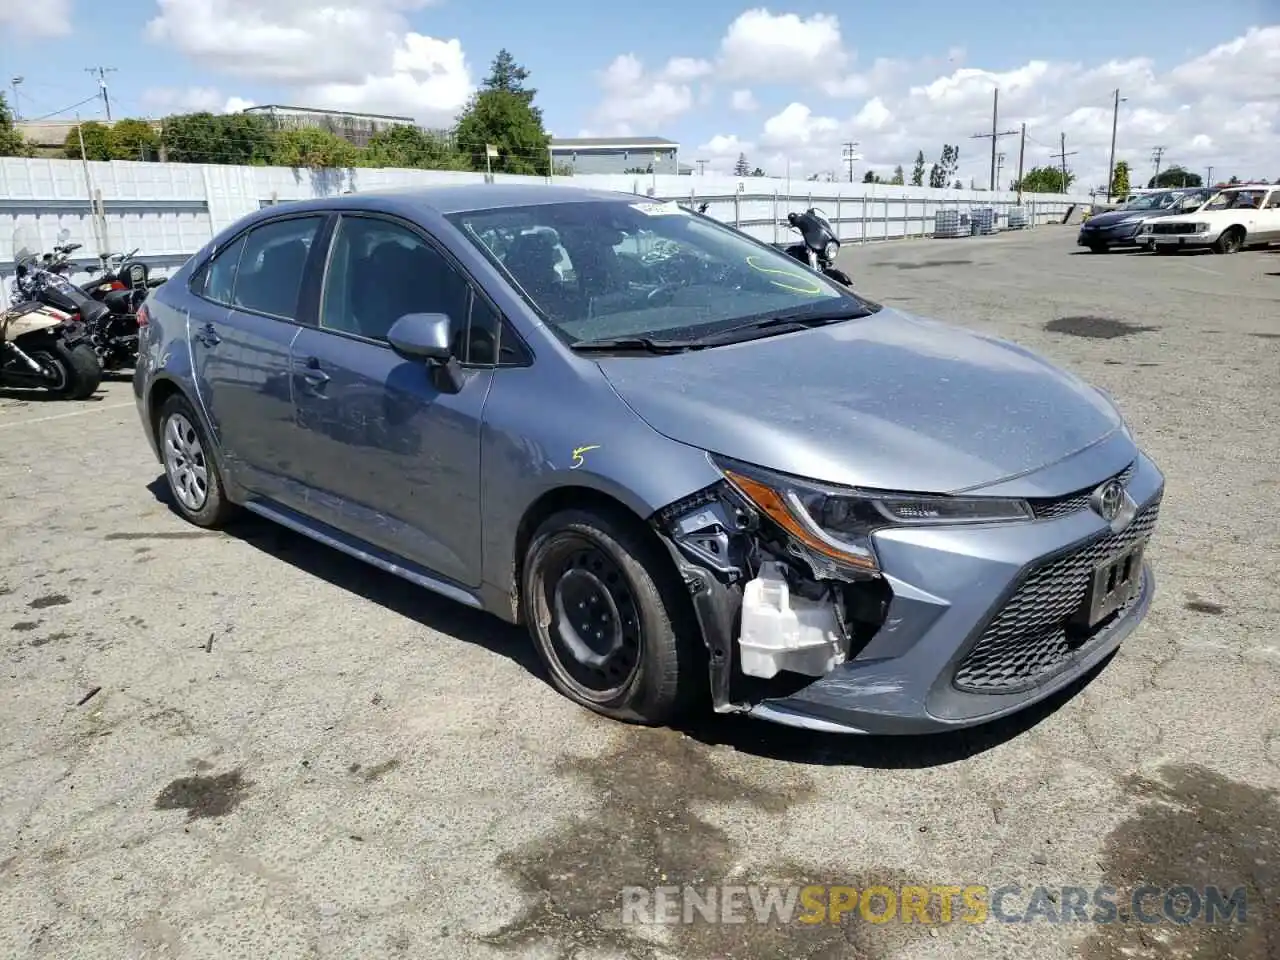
146, 474, 1107, 769
676, 656, 1110, 768
144, 475, 546, 682
0, 388, 108, 403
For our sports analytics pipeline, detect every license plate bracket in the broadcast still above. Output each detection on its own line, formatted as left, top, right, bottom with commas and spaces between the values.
1075, 543, 1145, 629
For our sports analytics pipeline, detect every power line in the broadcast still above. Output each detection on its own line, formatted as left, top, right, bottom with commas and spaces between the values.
24, 93, 102, 123
841, 141, 859, 182
1150, 145, 1167, 185
969, 88, 1019, 191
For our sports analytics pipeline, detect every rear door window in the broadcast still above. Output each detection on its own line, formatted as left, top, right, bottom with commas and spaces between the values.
232, 216, 323, 321
196, 234, 246, 305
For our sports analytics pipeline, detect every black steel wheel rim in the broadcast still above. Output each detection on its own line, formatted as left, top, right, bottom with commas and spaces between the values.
541, 537, 642, 699
29, 351, 67, 391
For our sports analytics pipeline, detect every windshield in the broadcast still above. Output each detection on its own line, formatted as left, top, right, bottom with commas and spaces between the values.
445, 199, 874, 345
1202, 189, 1266, 211
12, 224, 40, 264
1123, 192, 1181, 211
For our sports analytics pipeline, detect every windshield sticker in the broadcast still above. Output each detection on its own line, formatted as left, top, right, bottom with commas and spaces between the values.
744, 256, 825, 295
630, 201, 689, 217
569, 445, 601, 470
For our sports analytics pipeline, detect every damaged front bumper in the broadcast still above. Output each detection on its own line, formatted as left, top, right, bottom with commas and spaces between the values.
652, 453, 1164, 736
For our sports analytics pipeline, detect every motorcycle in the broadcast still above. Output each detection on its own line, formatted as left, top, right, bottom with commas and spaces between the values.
778, 208, 855, 287
2, 228, 103, 399
40, 234, 160, 371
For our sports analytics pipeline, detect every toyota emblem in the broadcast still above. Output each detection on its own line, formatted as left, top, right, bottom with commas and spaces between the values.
1092, 479, 1125, 521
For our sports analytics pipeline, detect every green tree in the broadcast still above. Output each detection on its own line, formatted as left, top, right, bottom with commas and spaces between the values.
454, 50, 550, 174
1147, 165, 1201, 188
733, 153, 750, 176
160, 112, 275, 164
1109, 159, 1131, 198
910, 150, 925, 186
218, 112, 276, 165
109, 118, 161, 160
64, 121, 115, 160
890, 164, 905, 185
1012, 165, 1075, 193
365, 124, 468, 170
1227, 175, 1240, 184
272, 127, 359, 168
0, 93, 31, 156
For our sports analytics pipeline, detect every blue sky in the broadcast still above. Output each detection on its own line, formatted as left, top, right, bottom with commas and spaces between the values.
3, 0, 1277, 184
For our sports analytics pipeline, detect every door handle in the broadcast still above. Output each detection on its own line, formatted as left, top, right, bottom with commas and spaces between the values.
194, 323, 221, 347
295, 356, 330, 388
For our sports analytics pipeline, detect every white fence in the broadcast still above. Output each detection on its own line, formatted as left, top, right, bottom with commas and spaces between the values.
0, 157, 1090, 280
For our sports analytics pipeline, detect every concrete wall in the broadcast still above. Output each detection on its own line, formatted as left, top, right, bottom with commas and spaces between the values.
0, 157, 1091, 288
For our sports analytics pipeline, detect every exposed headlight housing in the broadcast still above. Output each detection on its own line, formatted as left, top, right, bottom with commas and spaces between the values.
823, 240, 840, 261
1195, 222, 1210, 233
713, 456, 1034, 574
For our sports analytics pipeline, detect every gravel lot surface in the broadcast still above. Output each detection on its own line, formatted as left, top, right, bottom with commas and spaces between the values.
2, 227, 1278, 960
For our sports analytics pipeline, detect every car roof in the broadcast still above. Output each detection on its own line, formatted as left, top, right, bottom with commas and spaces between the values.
255, 183, 647, 220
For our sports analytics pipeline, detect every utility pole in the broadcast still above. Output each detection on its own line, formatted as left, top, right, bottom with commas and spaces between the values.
1106, 89, 1126, 201
1206, 165, 1214, 187
1015, 123, 1026, 203
996, 152, 1006, 188
1050, 133, 1078, 194
842, 141, 859, 182
696, 159, 707, 175
9, 76, 22, 121
85, 66, 117, 121
970, 88, 1019, 191
1150, 145, 1166, 187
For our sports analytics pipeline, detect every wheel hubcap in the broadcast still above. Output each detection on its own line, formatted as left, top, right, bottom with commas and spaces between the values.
30, 352, 67, 391
544, 543, 641, 699
163, 413, 209, 512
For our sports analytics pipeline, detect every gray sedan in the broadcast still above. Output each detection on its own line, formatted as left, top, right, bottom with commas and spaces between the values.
133, 184, 1164, 734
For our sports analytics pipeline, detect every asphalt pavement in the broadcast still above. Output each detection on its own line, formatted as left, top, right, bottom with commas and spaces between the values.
2, 226, 1278, 959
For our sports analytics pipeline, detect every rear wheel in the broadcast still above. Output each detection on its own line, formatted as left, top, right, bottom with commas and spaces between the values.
157, 394, 237, 528
1213, 228, 1244, 255
27, 341, 101, 400
1088, 243, 1108, 254
522, 508, 703, 725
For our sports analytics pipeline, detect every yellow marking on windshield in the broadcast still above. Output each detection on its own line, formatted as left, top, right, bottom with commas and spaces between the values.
745, 256, 824, 295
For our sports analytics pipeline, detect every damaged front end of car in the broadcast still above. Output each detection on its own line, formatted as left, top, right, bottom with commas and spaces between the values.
651, 455, 908, 722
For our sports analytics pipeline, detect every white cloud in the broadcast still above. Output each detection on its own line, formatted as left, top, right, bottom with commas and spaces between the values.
666, 21, 1280, 189
730, 89, 759, 112
0, 0, 72, 36
141, 87, 253, 115
718, 9, 846, 80
693, 133, 756, 171
587, 53, 703, 135
144, 0, 471, 124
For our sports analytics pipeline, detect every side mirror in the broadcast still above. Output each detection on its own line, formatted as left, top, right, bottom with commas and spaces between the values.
387, 312, 453, 362
386, 312, 465, 394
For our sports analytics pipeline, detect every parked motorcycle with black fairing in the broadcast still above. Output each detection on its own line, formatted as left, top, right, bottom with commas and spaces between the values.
2, 229, 103, 399
41, 236, 160, 371
777, 208, 854, 287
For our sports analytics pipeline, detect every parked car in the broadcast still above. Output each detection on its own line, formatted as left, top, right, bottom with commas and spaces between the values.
133, 184, 1164, 735
1076, 188, 1214, 253
1139, 183, 1280, 253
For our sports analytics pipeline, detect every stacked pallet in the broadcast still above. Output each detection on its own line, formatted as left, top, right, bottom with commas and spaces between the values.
1006, 206, 1029, 230
933, 209, 967, 239
971, 207, 997, 235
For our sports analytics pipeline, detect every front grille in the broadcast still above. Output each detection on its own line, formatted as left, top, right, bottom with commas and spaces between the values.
1150, 222, 1198, 235
952, 497, 1160, 694
1027, 461, 1135, 521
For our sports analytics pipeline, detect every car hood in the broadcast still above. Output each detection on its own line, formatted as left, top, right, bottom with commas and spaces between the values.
593, 308, 1124, 494
1085, 210, 1158, 227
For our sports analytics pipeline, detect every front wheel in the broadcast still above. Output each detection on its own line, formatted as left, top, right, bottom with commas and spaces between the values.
522, 508, 703, 725
1213, 229, 1243, 255
1088, 243, 1108, 254
28, 341, 102, 400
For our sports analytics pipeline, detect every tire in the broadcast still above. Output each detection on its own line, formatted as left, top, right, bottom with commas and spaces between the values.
1213, 228, 1243, 255
1154, 246, 1176, 255
27, 341, 102, 400
156, 393, 237, 528
522, 508, 703, 726
1088, 243, 1108, 254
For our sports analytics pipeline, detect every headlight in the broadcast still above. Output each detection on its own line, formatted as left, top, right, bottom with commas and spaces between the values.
1195, 223, 1210, 233
714, 456, 1034, 573
823, 240, 839, 260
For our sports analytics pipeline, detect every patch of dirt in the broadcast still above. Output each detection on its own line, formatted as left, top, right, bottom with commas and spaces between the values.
28, 594, 70, 609
480, 727, 930, 959
1077, 763, 1278, 960
1045, 316, 1158, 339
871, 259, 974, 270
155, 769, 251, 821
